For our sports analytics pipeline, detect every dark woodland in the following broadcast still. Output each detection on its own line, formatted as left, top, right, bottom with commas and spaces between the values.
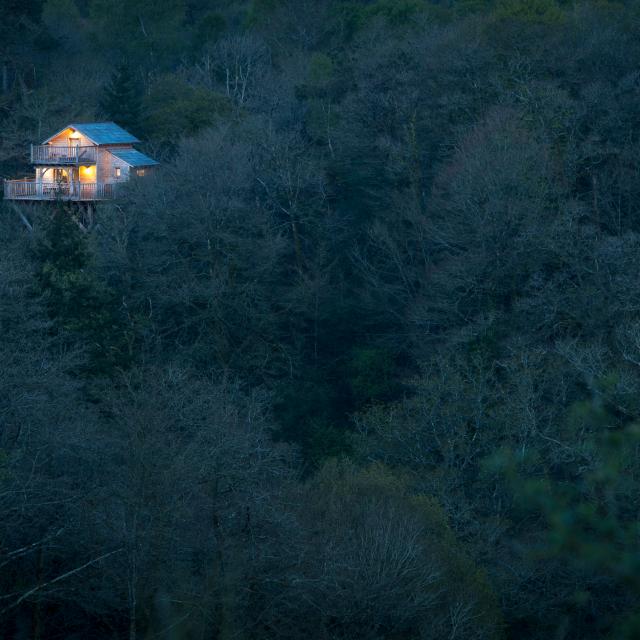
1, 0, 640, 638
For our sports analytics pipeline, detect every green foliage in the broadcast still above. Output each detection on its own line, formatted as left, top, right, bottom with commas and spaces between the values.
332, 0, 429, 36
306, 461, 504, 638
41, 0, 85, 48
345, 345, 396, 405
99, 63, 144, 137
307, 421, 353, 467
193, 11, 226, 49
0, 450, 7, 485
89, 0, 187, 66
273, 377, 349, 459
32, 209, 133, 375
490, 419, 640, 639
6, 0, 640, 636
453, 0, 495, 15
493, 0, 564, 24
364, 0, 429, 24
144, 76, 230, 148
564, 398, 616, 434
246, 0, 285, 25
0, 0, 44, 53
300, 53, 339, 144
308, 53, 334, 86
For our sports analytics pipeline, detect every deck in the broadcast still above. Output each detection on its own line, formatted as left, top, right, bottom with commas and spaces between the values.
4, 180, 117, 201
30, 145, 98, 165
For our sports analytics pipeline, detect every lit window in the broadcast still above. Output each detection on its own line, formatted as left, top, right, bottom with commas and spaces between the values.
114, 166, 121, 178
136, 168, 145, 177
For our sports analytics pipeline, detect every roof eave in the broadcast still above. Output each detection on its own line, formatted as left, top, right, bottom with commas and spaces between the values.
108, 150, 159, 168
41, 125, 100, 146
122, 162, 159, 168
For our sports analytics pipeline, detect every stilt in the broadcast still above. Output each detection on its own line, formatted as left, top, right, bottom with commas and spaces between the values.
7, 200, 101, 234
10, 203, 34, 232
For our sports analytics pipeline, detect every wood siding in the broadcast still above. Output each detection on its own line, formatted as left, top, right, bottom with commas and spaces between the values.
47, 128, 95, 148
97, 147, 132, 183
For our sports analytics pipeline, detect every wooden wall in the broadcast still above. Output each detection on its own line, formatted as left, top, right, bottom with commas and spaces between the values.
97, 147, 131, 183
47, 128, 94, 148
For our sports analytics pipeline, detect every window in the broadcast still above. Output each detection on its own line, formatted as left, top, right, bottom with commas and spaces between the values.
136, 168, 145, 177
114, 166, 121, 179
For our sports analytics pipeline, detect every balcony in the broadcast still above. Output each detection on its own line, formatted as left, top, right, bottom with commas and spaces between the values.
4, 180, 117, 201
30, 144, 98, 165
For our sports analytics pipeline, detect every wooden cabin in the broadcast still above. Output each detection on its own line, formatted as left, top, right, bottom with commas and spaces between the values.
3, 122, 158, 202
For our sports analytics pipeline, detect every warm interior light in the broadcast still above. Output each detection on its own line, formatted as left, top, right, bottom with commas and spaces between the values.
80, 165, 96, 181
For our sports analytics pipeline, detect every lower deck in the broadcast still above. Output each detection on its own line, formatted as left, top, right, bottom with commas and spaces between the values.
4, 180, 117, 201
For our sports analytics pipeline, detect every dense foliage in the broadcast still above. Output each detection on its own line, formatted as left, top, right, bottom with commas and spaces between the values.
1, 0, 640, 638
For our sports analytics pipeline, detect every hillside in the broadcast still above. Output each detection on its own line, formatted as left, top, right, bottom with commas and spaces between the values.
1, 1, 639, 638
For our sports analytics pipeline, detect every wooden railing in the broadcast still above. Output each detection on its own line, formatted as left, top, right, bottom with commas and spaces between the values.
30, 145, 98, 164
4, 180, 117, 201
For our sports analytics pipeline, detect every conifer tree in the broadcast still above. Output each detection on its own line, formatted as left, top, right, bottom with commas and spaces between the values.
99, 62, 144, 136
32, 207, 134, 376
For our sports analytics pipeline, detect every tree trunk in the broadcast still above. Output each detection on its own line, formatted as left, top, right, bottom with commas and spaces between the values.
1, 61, 8, 94
31, 547, 44, 640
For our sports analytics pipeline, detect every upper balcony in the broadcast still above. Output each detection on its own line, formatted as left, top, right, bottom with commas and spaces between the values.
30, 144, 97, 165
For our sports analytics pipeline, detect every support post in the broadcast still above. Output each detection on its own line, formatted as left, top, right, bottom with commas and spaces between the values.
10, 203, 34, 233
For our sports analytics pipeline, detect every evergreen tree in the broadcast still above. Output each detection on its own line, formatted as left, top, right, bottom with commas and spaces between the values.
32, 207, 134, 376
99, 62, 144, 136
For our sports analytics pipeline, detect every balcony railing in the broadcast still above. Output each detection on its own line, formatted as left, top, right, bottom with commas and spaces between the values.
30, 144, 98, 165
4, 180, 117, 201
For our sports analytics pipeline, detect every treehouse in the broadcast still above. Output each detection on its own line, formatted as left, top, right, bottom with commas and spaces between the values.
3, 122, 158, 202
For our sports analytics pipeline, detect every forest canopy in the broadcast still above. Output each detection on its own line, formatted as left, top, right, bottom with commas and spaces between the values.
2, 1, 640, 639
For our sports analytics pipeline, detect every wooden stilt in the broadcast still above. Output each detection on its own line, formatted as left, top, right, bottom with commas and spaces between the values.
10, 203, 34, 232
7, 200, 101, 234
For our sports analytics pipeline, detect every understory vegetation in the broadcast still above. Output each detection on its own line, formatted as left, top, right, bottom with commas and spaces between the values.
2, 1, 640, 638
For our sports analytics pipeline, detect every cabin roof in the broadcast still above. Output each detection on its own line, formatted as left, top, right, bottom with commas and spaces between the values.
110, 149, 159, 167
43, 122, 140, 145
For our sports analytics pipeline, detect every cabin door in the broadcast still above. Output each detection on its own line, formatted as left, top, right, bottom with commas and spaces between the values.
53, 168, 70, 195
68, 136, 80, 160
53, 168, 68, 183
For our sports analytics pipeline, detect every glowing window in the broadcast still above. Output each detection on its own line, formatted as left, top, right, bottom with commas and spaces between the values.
114, 167, 121, 178
136, 168, 145, 177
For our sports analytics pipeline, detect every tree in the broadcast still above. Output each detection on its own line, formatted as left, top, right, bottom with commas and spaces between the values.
83, 367, 295, 639
99, 63, 144, 137
89, 0, 188, 68
32, 207, 134, 375
247, 461, 502, 640
142, 75, 230, 150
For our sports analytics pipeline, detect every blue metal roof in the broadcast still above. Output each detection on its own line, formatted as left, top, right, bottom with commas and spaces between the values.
57, 122, 140, 145
43, 122, 140, 145
110, 149, 159, 167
